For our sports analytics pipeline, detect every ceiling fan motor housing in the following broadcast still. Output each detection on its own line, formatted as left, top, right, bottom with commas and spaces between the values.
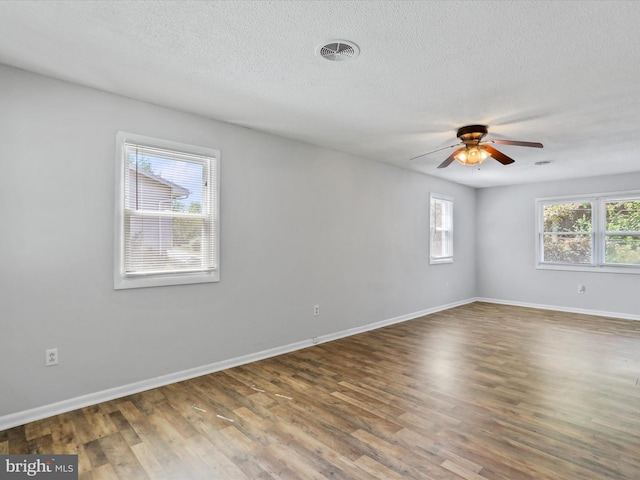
457, 124, 488, 145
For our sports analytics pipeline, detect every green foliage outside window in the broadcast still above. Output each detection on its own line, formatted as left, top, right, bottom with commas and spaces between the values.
543, 202, 592, 232
542, 200, 640, 266
543, 203, 592, 264
173, 202, 203, 252
605, 201, 640, 265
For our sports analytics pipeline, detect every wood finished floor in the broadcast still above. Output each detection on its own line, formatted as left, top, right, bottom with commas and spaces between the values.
2, 302, 640, 479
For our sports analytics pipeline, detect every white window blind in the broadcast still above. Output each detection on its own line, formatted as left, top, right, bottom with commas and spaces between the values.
115, 132, 220, 289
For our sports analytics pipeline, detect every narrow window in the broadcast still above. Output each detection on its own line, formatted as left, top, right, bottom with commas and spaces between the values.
115, 132, 220, 289
430, 194, 453, 264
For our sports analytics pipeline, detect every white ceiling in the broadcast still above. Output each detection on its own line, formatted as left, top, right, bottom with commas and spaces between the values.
1, 0, 640, 188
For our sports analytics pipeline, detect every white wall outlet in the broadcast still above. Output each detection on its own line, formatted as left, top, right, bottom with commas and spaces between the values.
313, 304, 320, 316
578, 285, 586, 294
45, 348, 58, 366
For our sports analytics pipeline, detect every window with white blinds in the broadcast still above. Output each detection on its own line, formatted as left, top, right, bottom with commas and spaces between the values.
115, 132, 220, 289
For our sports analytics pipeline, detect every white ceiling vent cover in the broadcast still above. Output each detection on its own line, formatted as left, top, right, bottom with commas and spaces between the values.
317, 40, 360, 62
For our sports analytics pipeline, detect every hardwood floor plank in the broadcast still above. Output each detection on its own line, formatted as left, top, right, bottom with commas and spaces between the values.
83, 438, 110, 470
24, 417, 51, 441
129, 442, 164, 478
350, 428, 452, 480
77, 443, 93, 476
69, 410, 98, 445
85, 463, 119, 480
108, 410, 142, 448
83, 405, 120, 439
216, 425, 279, 479
188, 434, 252, 480
98, 432, 149, 480
26, 433, 53, 454
441, 459, 489, 480
51, 414, 80, 455
353, 455, 408, 480
3, 302, 640, 478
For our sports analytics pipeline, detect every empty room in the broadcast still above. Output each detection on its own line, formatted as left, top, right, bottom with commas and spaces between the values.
1, 1, 639, 479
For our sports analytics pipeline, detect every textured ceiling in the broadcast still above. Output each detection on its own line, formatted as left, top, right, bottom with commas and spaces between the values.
1, 0, 640, 188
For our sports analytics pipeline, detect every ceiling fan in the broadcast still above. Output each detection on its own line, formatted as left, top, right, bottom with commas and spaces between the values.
411, 124, 543, 169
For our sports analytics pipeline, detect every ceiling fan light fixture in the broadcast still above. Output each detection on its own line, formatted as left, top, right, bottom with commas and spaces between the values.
455, 146, 489, 166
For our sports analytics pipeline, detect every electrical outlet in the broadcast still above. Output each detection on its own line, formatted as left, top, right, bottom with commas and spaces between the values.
313, 304, 320, 316
45, 348, 58, 366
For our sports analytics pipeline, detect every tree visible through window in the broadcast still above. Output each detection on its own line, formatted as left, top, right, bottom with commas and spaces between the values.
604, 200, 640, 265
542, 202, 593, 264
537, 194, 640, 270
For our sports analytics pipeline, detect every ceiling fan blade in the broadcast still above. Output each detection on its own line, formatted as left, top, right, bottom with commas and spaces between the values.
409, 143, 463, 162
484, 145, 515, 165
488, 139, 543, 148
437, 148, 464, 169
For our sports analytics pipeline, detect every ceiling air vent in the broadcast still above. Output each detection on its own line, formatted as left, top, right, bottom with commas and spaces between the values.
317, 40, 360, 62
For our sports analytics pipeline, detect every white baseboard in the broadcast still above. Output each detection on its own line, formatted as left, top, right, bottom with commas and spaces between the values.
0, 297, 475, 431
0, 340, 310, 431
312, 297, 476, 345
477, 297, 640, 322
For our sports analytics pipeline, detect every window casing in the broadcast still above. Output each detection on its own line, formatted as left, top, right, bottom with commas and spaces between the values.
536, 192, 640, 273
430, 194, 453, 264
115, 132, 220, 289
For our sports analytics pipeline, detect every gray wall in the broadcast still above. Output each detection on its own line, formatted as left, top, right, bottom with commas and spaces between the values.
0, 65, 476, 419
476, 173, 640, 317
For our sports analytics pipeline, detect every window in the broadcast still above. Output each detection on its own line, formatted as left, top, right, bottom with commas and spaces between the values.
115, 132, 220, 289
603, 198, 640, 265
540, 201, 593, 264
430, 193, 453, 264
536, 192, 640, 273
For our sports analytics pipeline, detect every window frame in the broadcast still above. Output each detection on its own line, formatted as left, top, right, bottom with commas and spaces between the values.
430, 193, 454, 264
114, 131, 220, 289
536, 191, 640, 274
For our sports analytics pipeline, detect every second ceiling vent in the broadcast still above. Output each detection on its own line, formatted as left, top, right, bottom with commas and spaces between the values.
316, 40, 360, 62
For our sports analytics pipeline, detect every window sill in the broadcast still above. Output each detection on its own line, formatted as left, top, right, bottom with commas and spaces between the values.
430, 258, 453, 265
536, 263, 640, 275
114, 270, 220, 290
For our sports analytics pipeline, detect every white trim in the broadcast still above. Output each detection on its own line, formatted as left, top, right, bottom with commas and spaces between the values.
536, 189, 640, 203
312, 297, 476, 345
0, 297, 476, 431
477, 297, 640, 322
536, 262, 640, 275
